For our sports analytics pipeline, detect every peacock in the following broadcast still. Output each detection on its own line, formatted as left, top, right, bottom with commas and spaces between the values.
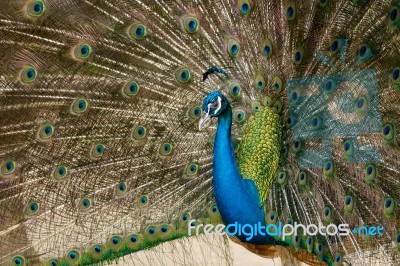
1, 0, 400, 265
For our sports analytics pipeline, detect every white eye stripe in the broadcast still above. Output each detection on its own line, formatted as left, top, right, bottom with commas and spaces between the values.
214, 96, 222, 114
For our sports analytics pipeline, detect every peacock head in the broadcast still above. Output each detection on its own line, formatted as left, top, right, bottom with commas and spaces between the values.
199, 90, 229, 130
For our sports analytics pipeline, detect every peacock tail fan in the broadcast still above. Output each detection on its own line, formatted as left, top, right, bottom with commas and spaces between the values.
0, 0, 399, 265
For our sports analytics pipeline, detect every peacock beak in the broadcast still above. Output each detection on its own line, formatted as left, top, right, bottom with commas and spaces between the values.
199, 111, 211, 130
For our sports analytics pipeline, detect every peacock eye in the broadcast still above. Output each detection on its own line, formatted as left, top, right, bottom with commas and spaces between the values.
37, 122, 55, 141
238, 0, 253, 15
27, 0, 46, 17
293, 46, 304, 65
324, 79, 336, 93
318, 0, 329, 7
175, 68, 191, 83
132, 125, 147, 140
122, 81, 140, 97
128, 22, 148, 40
233, 108, 246, 123
229, 82, 241, 97
356, 43, 374, 64
79, 198, 92, 211
26, 201, 40, 216
286, 0, 296, 20
44, 258, 60, 266
159, 142, 173, 156
71, 97, 89, 115
1, 160, 16, 176
116, 182, 127, 196
20, 66, 38, 84
90, 143, 105, 159
255, 74, 265, 90
52, 165, 68, 181
227, 39, 240, 57
139, 195, 148, 206
183, 16, 199, 33
260, 36, 274, 58
11, 255, 25, 266
185, 163, 198, 177
73, 43, 93, 60
388, 5, 400, 26
188, 106, 202, 119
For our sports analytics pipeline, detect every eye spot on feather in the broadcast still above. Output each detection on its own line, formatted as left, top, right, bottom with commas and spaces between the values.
132, 125, 147, 140
122, 81, 140, 97
20, 66, 38, 84
238, 0, 253, 15
293, 139, 302, 153
128, 22, 148, 40
159, 142, 173, 156
384, 197, 395, 217
267, 211, 278, 224
271, 76, 283, 92
184, 163, 198, 178
37, 122, 55, 141
124, 233, 142, 249
25, 201, 40, 216
183, 16, 199, 33
187, 105, 202, 119
88, 244, 106, 260
293, 47, 304, 65
233, 108, 246, 123
344, 195, 354, 214
180, 213, 191, 224
356, 43, 374, 64
227, 39, 240, 57
241, 3, 249, 14
251, 100, 261, 112
323, 160, 335, 179
318, 0, 329, 7
115, 182, 127, 197
106, 235, 123, 251
52, 165, 68, 181
310, 115, 322, 130
324, 79, 336, 93
298, 171, 308, 189
382, 123, 396, 144
392, 68, 400, 82
261, 37, 273, 58
139, 195, 148, 207
66, 250, 80, 265
1, 160, 16, 176
26, 0, 46, 18
364, 163, 376, 184
11, 256, 25, 266
70, 97, 89, 115
72, 43, 93, 60
175, 68, 191, 83
147, 226, 156, 235
277, 171, 287, 187
334, 253, 342, 266
331, 40, 339, 52
90, 144, 105, 159
228, 82, 241, 97
79, 198, 92, 212
254, 74, 265, 90
388, 5, 400, 27
44, 258, 59, 266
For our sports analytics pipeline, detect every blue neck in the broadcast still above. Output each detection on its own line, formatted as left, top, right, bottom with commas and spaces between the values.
212, 106, 273, 244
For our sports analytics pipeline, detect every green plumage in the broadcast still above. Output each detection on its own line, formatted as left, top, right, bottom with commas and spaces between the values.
237, 107, 282, 202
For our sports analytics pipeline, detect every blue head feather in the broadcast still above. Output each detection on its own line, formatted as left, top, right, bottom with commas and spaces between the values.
201, 90, 229, 117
